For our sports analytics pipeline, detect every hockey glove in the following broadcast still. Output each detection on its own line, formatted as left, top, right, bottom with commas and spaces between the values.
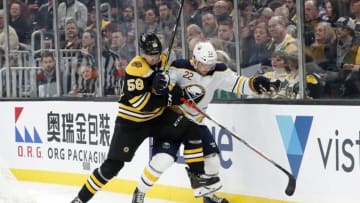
152, 72, 170, 95
168, 85, 184, 105
250, 76, 281, 94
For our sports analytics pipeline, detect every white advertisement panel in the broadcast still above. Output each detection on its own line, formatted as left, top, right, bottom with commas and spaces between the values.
0, 101, 359, 203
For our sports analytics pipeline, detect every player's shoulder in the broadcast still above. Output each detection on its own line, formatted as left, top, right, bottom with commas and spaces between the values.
207, 62, 228, 75
125, 56, 153, 77
170, 59, 196, 71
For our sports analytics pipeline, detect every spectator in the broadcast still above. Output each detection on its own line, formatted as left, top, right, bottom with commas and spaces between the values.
9, 1, 31, 44
109, 27, 136, 61
351, 0, 360, 22
334, 17, 356, 68
139, 6, 160, 34
213, 0, 231, 21
120, 4, 136, 43
158, 2, 176, 33
34, 0, 54, 33
201, 11, 218, 38
111, 53, 128, 95
69, 57, 98, 96
37, 51, 58, 97
306, 22, 337, 97
79, 29, 97, 62
274, 5, 297, 37
321, 0, 340, 25
247, 22, 274, 66
256, 7, 274, 25
186, 23, 204, 43
27, 0, 47, 22
0, 9, 19, 67
304, 0, 320, 46
268, 15, 298, 53
217, 17, 236, 62
260, 50, 291, 98
183, 0, 201, 26
58, 0, 88, 32
61, 19, 81, 50
284, 0, 296, 22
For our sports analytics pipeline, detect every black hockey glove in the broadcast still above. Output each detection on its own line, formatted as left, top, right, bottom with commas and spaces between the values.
152, 72, 170, 95
168, 85, 184, 105
250, 76, 280, 94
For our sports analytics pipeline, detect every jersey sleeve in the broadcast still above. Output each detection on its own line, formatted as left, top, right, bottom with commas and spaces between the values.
217, 68, 256, 96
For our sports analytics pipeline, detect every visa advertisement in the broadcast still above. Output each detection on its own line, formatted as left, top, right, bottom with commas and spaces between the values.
0, 101, 358, 203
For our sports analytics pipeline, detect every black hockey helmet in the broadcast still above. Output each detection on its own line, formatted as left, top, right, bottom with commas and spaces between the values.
139, 33, 162, 55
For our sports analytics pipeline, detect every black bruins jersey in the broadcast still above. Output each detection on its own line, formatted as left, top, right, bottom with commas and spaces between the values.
117, 54, 168, 122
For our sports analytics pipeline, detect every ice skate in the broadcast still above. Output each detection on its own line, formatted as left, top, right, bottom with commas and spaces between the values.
186, 167, 222, 197
132, 187, 145, 203
203, 193, 229, 203
70, 196, 83, 203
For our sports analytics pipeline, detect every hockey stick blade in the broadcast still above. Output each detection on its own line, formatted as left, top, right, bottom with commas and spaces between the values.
180, 97, 297, 196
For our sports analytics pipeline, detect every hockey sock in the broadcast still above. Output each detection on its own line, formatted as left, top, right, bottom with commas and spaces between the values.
184, 145, 205, 175
78, 159, 124, 202
137, 153, 174, 192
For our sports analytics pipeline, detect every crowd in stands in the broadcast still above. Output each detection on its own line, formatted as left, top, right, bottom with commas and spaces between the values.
1, 0, 360, 99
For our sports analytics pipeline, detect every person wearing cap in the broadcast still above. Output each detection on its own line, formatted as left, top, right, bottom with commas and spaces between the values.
334, 16, 356, 68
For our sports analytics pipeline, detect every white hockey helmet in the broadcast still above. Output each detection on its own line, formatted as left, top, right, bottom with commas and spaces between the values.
192, 41, 217, 65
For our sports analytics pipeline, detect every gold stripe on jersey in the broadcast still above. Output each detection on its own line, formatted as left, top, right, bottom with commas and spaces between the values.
118, 103, 165, 122
128, 92, 151, 110
237, 76, 247, 96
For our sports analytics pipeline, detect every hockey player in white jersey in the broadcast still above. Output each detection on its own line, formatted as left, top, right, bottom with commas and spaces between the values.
132, 41, 279, 203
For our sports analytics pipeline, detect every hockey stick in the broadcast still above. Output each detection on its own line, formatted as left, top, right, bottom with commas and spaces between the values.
164, 0, 185, 70
180, 97, 296, 196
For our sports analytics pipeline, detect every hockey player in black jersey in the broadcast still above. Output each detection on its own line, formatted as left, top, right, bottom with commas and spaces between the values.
131, 41, 279, 203
70, 33, 219, 203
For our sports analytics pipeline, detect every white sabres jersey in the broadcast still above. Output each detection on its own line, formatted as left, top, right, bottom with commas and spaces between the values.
168, 59, 255, 124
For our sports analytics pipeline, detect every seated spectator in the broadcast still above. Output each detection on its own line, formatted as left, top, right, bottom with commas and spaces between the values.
119, 4, 136, 44
306, 22, 338, 97
217, 17, 236, 63
0, 10, 19, 67
257, 50, 291, 99
201, 11, 218, 38
213, 0, 231, 21
58, 0, 88, 32
112, 53, 128, 95
9, 1, 31, 44
268, 15, 298, 53
37, 51, 58, 97
109, 27, 136, 61
186, 23, 204, 43
139, 6, 160, 34
183, 0, 202, 26
69, 58, 98, 96
79, 29, 97, 63
158, 2, 176, 33
61, 19, 81, 50
246, 22, 274, 67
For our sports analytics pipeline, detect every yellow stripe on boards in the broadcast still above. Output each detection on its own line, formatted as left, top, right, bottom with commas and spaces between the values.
11, 168, 295, 203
